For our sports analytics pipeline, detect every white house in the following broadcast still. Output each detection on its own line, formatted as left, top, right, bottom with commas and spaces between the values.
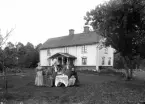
39, 26, 114, 71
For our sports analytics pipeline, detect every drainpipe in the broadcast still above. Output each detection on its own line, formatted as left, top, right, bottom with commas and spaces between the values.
96, 44, 100, 72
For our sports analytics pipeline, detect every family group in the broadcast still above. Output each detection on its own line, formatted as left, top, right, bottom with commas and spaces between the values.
35, 60, 79, 87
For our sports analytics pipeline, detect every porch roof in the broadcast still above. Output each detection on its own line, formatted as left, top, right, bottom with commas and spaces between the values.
49, 52, 77, 59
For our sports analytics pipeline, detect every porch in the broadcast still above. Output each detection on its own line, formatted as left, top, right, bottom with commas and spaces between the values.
49, 52, 77, 66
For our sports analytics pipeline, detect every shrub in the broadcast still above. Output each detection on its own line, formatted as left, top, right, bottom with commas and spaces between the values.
99, 67, 126, 77
6, 67, 22, 73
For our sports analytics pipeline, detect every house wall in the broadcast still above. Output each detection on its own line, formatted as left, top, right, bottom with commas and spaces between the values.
98, 46, 114, 66
75, 44, 96, 66
39, 44, 114, 67
40, 50, 49, 66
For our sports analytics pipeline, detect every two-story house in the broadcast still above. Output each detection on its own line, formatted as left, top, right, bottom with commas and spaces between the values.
39, 26, 114, 71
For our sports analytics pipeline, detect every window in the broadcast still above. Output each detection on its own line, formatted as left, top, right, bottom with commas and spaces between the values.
102, 57, 105, 65
82, 57, 87, 65
108, 57, 111, 65
47, 49, 51, 56
64, 47, 69, 53
81, 45, 87, 53
104, 48, 108, 54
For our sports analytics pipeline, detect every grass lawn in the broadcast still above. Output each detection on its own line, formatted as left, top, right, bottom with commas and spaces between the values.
0, 69, 145, 104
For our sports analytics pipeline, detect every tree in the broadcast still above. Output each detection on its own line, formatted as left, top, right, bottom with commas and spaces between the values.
15, 42, 26, 68
6, 42, 15, 49
114, 53, 124, 69
4, 42, 17, 68
34, 43, 42, 67
25, 42, 34, 50
0, 28, 15, 95
14, 42, 40, 68
35, 43, 42, 51
0, 48, 3, 72
85, 0, 145, 80
23, 42, 38, 68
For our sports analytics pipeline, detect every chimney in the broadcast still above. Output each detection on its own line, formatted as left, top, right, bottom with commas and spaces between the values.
84, 26, 90, 33
69, 29, 74, 35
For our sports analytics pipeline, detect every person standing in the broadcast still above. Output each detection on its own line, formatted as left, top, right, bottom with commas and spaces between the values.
44, 67, 53, 87
35, 63, 44, 86
43, 68, 47, 86
47, 66, 57, 87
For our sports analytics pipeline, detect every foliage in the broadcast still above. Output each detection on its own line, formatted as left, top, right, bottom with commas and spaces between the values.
85, 0, 145, 79
0, 42, 41, 69
4, 43, 17, 68
6, 67, 22, 73
85, 0, 145, 57
113, 53, 124, 69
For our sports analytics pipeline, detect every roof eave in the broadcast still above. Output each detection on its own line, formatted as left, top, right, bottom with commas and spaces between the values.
40, 42, 99, 50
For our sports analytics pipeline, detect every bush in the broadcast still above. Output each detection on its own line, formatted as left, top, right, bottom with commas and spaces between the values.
77, 67, 125, 77
99, 67, 126, 77
6, 67, 22, 73
77, 70, 99, 75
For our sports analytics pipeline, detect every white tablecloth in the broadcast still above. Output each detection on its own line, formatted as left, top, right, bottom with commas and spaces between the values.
55, 74, 68, 87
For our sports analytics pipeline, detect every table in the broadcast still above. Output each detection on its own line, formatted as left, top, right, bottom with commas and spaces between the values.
55, 74, 68, 87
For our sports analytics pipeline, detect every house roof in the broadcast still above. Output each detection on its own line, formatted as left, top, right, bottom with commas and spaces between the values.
49, 52, 77, 59
40, 31, 102, 50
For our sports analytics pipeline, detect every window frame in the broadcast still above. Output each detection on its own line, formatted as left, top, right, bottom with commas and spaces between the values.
81, 45, 87, 54
82, 57, 87, 65
108, 57, 111, 65
102, 57, 105, 65
64, 47, 69, 53
47, 49, 51, 56
104, 48, 108, 54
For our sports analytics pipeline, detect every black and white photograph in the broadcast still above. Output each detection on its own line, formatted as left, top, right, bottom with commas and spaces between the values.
0, 0, 145, 104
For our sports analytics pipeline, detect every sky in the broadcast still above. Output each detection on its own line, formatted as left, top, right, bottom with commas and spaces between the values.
0, 0, 109, 46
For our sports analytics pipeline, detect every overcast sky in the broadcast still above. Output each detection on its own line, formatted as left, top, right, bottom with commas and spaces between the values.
0, 0, 108, 46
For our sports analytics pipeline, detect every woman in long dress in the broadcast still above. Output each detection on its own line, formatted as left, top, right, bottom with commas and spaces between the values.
35, 63, 43, 86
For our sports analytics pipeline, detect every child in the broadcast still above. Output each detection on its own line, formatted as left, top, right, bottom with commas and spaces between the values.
68, 75, 76, 86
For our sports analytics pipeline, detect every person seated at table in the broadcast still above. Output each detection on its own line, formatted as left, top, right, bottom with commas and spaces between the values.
68, 75, 76, 86
57, 65, 63, 75
65, 63, 74, 76
70, 66, 80, 86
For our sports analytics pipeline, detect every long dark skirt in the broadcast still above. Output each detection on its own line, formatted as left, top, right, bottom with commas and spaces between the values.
44, 75, 54, 87
43, 75, 47, 86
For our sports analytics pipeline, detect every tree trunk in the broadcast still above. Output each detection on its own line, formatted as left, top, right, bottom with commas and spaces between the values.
3, 64, 7, 94
130, 68, 133, 79
127, 69, 133, 80
122, 56, 133, 81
